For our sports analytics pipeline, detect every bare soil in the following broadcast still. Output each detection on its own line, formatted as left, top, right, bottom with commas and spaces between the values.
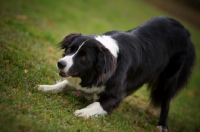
143, 0, 200, 29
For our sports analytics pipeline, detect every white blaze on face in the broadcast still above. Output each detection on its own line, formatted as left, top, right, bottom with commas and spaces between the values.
95, 35, 119, 58
58, 36, 119, 73
59, 42, 85, 73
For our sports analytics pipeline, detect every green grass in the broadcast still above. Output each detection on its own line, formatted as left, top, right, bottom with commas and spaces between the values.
0, 0, 200, 132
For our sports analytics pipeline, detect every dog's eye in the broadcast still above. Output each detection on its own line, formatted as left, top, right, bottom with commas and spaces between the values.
67, 48, 71, 53
81, 56, 86, 60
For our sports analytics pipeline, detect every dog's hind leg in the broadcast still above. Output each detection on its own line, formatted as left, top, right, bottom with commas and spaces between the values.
156, 79, 183, 132
151, 74, 176, 132
38, 80, 76, 93
152, 51, 194, 132
156, 88, 173, 132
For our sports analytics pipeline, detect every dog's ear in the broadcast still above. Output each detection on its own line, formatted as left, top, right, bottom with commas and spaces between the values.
96, 47, 117, 85
97, 47, 117, 74
59, 33, 81, 49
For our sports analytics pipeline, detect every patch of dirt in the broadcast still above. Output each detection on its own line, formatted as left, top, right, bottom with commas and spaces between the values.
143, 0, 200, 29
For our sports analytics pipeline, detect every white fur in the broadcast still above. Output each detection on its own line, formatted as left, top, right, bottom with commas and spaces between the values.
38, 77, 105, 101
74, 102, 107, 119
58, 42, 86, 73
156, 126, 168, 132
70, 78, 105, 94
65, 77, 105, 95
38, 80, 107, 118
59, 55, 73, 73
95, 35, 119, 58
38, 80, 75, 93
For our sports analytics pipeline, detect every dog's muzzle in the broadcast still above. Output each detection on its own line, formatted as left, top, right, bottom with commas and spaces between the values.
57, 60, 66, 69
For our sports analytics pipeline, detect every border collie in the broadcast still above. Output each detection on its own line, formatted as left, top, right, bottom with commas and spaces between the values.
38, 16, 195, 132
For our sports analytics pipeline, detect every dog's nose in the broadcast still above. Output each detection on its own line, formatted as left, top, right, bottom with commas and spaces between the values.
57, 60, 66, 69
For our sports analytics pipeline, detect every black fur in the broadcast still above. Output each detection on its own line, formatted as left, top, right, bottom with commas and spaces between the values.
59, 16, 195, 131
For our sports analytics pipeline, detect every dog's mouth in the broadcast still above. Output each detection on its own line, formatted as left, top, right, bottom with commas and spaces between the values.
59, 71, 79, 77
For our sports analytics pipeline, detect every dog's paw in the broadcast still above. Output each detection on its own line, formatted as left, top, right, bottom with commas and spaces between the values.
74, 108, 106, 119
74, 102, 107, 119
74, 109, 91, 119
37, 85, 49, 91
156, 126, 168, 132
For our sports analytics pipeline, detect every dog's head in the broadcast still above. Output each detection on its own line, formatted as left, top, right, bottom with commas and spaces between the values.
58, 33, 117, 87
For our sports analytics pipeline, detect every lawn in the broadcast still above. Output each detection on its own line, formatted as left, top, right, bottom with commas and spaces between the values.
0, 0, 200, 132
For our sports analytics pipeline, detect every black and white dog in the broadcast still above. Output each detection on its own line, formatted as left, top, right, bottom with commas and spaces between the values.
38, 16, 195, 132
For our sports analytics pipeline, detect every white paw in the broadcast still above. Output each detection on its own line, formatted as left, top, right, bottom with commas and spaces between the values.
74, 109, 92, 119
37, 85, 60, 93
37, 80, 69, 93
37, 85, 51, 92
74, 102, 107, 119
156, 126, 168, 132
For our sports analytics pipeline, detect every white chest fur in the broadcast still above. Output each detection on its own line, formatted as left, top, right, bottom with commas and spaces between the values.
67, 77, 105, 101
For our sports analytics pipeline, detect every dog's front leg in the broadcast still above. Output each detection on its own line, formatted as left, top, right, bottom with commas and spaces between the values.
74, 93, 122, 119
38, 80, 76, 93
74, 102, 107, 119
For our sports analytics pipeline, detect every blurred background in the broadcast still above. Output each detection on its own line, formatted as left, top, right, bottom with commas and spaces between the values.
144, 0, 200, 29
0, 0, 199, 132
